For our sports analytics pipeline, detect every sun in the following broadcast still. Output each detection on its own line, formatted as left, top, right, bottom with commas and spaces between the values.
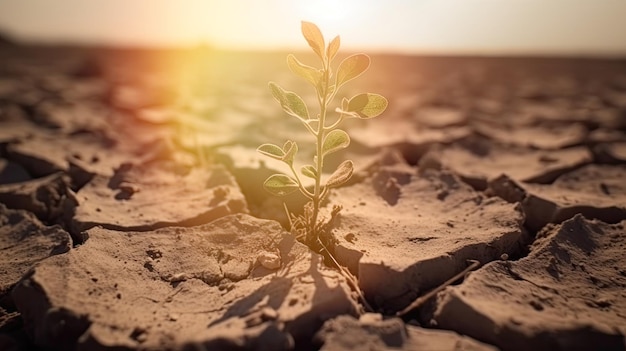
294, 0, 361, 34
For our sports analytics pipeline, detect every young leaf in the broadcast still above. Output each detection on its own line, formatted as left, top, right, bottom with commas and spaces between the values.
287, 54, 321, 87
322, 129, 350, 157
327, 35, 340, 62
268, 82, 310, 120
300, 164, 317, 179
282, 140, 298, 166
257, 143, 284, 160
263, 174, 299, 196
301, 21, 325, 60
335, 97, 358, 118
336, 54, 370, 88
346, 93, 388, 119
325, 160, 354, 188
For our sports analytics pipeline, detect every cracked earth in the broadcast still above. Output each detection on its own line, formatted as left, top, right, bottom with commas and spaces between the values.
1, 40, 625, 350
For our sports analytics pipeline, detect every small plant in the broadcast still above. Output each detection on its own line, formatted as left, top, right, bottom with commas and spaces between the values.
257, 21, 387, 249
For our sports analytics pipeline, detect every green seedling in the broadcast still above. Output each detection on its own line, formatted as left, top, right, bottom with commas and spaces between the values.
258, 21, 387, 248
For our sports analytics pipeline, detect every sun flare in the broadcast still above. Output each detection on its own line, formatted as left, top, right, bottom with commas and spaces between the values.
294, 0, 364, 35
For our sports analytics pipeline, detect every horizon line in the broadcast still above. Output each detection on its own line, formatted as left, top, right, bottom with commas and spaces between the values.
5, 38, 626, 60
2, 27, 626, 60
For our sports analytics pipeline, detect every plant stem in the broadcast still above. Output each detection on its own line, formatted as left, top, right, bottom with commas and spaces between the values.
289, 164, 313, 200
310, 57, 331, 243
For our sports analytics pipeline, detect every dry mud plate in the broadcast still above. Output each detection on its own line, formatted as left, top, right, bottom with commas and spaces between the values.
13, 215, 359, 350
1, 43, 626, 350
326, 163, 524, 311
434, 215, 626, 351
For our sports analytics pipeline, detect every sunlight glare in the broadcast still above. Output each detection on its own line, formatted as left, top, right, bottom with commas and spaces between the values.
295, 0, 363, 35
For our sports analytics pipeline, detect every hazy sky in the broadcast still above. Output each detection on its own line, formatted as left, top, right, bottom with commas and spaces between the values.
0, 0, 625, 55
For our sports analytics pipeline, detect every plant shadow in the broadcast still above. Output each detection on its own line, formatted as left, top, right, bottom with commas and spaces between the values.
207, 235, 345, 349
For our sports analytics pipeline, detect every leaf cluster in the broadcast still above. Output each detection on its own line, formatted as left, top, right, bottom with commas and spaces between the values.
258, 21, 387, 234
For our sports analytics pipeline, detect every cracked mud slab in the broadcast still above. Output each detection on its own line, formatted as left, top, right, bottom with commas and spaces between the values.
413, 107, 468, 128
4, 128, 152, 181
0, 173, 75, 223
594, 141, 626, 164
326, 161, 524, 311
518, 165, 626, 231
473, 122, 587, 150
421, 136, 593, 189
0, 204, 71, 298
433, 215, 626, 351
315, 314, 497, 351
349, 117, 471, 150
73, 162, 248, 232
0, 99, 120, 175
12, 214, 359, 351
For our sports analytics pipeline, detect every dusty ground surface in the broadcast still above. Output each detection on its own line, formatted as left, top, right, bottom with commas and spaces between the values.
1, 39, 625, 350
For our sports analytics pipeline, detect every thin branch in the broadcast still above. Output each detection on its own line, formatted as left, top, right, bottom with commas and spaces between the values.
319, 186, 329, 203
289, 164, 314, 199
300, 118, 317, 136
283, 202, 294, 231
325, 112, 345, 131
317, 239, 374, 313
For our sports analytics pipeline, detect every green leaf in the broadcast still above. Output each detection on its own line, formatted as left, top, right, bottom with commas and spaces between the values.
257, 143, 284, 161
336, 54, 370, 88
322, 129, 350, 157
268, 82, 309, 120
325, 160, 354, 188
287, 54, 321, 87
263, 174, 299, 196
282, 140, 298, 166
335, 97, 359, 118
300, 165, 317, 179
346, 93, 388, 119
301, 21, 325, 60
327, 35, 340, 62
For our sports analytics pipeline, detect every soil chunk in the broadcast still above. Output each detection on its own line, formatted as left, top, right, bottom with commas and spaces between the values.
12, 215, 359, 351
433, 215, 626, 351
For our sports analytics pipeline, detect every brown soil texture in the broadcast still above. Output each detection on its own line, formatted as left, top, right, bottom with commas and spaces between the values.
1, 43, 626, 350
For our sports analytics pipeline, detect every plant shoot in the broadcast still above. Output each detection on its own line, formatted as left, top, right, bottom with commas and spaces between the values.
258, 21, 387, 248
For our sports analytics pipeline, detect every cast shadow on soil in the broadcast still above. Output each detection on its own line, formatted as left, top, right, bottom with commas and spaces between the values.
207, 275, 292, 327
208, 238, 333, 330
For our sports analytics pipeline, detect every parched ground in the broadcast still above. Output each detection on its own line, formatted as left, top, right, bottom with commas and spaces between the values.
1, 42, 625, 350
